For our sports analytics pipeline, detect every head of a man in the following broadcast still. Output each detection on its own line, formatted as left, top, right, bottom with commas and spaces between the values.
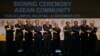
66, 21, 70, 26
45, 19, 49, 25
90, 21, 95, 27
82, 20, 87, 25
26, 19, 31, 25
35, 20, 40, 25
74, 21, 78, 26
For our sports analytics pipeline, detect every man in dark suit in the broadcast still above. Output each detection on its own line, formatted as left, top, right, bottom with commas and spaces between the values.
5, 20, 14, 56
88, 21, 97, 56
24, 19, 34, 56
80, 20, 89, 56
63, 21, 73, 55
52, 22, 61, 56
43, 19, 52, 56
71, 21, 80, 56
33, 20, 43, 56
14, 19, 24, 55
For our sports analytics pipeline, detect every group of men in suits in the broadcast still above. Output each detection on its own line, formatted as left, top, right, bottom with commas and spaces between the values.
63, 20, 97, 56
5, 19, 97, 56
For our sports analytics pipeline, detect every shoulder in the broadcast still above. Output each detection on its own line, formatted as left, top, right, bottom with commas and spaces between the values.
86, 25, 89, 27
43, 24, 45, 26
49, 24, 52, 27
94, 27, 97, 29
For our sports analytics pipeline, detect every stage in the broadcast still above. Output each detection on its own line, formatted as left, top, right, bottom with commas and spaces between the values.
0, 39, 100, 56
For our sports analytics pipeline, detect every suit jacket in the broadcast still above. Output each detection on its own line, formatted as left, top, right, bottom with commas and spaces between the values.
33, 25, 42, 39
5, 25, 14, 41
88, 26, 97, 40
52, 27, 61, 39
43, 24, 52, 39
24, 24, 34, 39
15, 24, 24, 38
63, 26, 72, 40
80, 25, 89, 39
71, 26, 80, 40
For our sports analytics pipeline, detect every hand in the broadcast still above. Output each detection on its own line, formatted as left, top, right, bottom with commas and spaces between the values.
13, 38, 15, 41
42, 39, 44, 40
16, 28, 20, 30
49, 29, 52, 31
32, 39, 34, 41
71, 32, 75, 35
52, 30, 57, 33
31, 30, 36, 34
40, 30, 47, 33
51, 39, 53, 40
23, 38, 25, 41
63, 30, 67, 32
80, 30, 84, 33
6, 28, 11, 30
87, 30, 91, 33
23, 30, 28, 33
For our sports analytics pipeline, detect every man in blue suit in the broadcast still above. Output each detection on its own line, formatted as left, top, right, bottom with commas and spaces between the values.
33, 20, 43, 56
71, 21, 80, 56
63, 21, 73, 55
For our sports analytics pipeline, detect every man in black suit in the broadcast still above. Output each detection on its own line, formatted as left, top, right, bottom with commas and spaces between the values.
24, 19, 34, 56
80, 20, 89, 56
14, 19, 24, 55
5, 20, 14, 56
88, 21, 97, 56
43, 19, 52, 56
63, 21, 73, 55
52, 22, 61, 56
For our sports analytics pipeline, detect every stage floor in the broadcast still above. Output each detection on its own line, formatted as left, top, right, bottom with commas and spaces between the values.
0, 34, 100, 56
0, 40, 100, 56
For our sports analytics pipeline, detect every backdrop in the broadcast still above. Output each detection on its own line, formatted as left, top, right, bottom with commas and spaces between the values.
0, 18, 100, 41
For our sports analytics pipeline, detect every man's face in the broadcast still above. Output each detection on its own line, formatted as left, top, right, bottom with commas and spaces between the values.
35, 20, 39, 25
90, 22, 94, 26
45, 20, 49, 25
26, 20, 31, 24
54, 22, 58, 27
7, 21, 11, 25
66, 22, 70, 26
82, 20, 87, 25
74, 21, 78, 26
18, 19, 21, 24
